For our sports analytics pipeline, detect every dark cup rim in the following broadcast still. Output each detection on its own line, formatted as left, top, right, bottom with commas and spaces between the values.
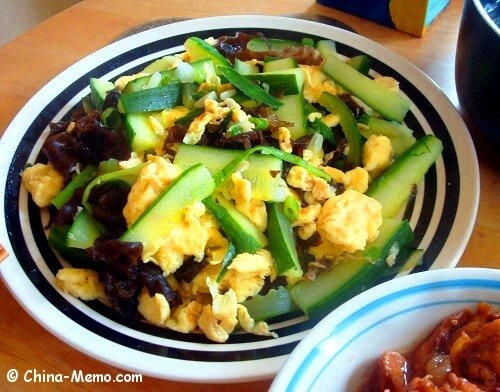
473, 0, 500, 35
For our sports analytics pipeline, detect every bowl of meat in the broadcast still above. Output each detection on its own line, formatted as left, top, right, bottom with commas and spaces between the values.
270, 267, 500, 391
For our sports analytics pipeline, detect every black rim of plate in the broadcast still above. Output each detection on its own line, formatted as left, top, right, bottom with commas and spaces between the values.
4, 26, 459, 362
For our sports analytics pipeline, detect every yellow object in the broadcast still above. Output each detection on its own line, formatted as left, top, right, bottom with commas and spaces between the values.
389, 0, 428, 37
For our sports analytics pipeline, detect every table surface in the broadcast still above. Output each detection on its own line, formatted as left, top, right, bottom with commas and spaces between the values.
0, 0, 498, 390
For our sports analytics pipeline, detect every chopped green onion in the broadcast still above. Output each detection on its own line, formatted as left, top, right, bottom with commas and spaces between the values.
283, 196, 300, 222
249, 117, 269, 130
216, 243, 237, 282
228, 124, 244, 136
51, 165, 98, 209
217, 65, 283, 109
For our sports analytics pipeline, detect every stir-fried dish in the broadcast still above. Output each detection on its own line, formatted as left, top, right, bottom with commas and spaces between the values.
356, 302, 500, 391
21, 32, 443, 342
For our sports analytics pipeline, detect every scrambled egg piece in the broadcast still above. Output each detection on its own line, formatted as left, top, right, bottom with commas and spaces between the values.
230, 171, 252, 205
184, 98, 230, 145
161, 106, 190, 129
123, 156, 180, 226
221, 250, 275, 302
119, 152, 143, 169
300, 65, 341, 103
56, 268, 105, 301
322, 166, 370, 193
310, 189, 382, 260
286, 166, 335, 203
293, 203, 322, 240
322, 113, 340, 128
205, 227, 230, 264
197, 278, 238, 343
21, 163, 65, 207
373, 76, 400, 92
137, 288, 170, 326
165, 301, 203, 333
114, 72, 150, 91
237, 305, 277, 338
143, 203, 222, 275
276, 126, 293, 153
235, 200, 268, 232
363, 135, 393, 177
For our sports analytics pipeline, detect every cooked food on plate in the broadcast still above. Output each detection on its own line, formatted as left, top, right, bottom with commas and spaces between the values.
21, 32, 442, 342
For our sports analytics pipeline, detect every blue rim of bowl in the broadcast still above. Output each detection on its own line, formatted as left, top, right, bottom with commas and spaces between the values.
276, 269, 500, 392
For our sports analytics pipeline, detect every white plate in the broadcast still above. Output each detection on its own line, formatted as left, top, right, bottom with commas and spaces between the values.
270, 268, 500, 391
0, 15, 479, 382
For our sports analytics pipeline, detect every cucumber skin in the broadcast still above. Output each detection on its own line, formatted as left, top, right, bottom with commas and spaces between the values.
184, 37, 231, 68
48, 225, 89, 266
247, 69, 303, 95
366, 134, 443, 218
203, 197, 267, 254
322, 55, 410, 123
359, 114, 416, 156
246, 38, 301, 52
66, 209, 104, 249
90, 78, 115, 111
242, 286, 299, 322
266, 203, 302, 277
119, 83, 182, 114
124, 112, 162, 154
121, 164, 214, 243
173, 144, 285, 202
274, 94, 308, 139
262, 57, 298, 72
290, 219, 414, 319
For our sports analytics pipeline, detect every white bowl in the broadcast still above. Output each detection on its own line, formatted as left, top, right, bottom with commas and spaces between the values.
270, 267, 500, 391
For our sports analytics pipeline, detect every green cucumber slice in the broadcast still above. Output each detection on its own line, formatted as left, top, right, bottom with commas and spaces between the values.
347, 54, 372, 76
90, 78, 115, 111
263, 57, 298, 72
316, 40, 337, 58
359, 114, 416, 155
66, 209, 104, 249
366, 134, 443, 218
242, 286, 299, 322
119, 83, 182, 113
273, 94, 308, 139
123, 70, 177, 94
290, 218, 414, 318
203, 196, 267, 254
266, 203, 302, 277
121, 163, 214, 244
234, 59, 259, 75
184, 37, 231, 69
124, 112, 163, 155
322, 55, 410, 123
246, 37, 301, 52
173, 144, 287, 202
247, 68, 304, 95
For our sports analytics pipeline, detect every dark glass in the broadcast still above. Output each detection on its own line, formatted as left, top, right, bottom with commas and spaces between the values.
455, 0, 500, 146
